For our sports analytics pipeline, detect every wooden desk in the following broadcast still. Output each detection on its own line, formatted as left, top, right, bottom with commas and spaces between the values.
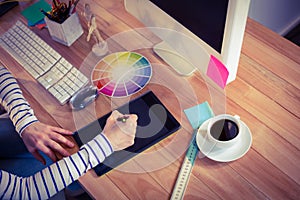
1, 0, 300, 199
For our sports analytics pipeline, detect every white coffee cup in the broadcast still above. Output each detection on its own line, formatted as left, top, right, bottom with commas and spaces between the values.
206, 114, 241, 148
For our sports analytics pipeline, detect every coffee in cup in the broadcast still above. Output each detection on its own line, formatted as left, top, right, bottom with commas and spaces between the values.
207, 114, 241, 148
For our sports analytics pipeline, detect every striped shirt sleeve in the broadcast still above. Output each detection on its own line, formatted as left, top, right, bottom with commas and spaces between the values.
0, 133, 113, 200
0, 66, 38, 135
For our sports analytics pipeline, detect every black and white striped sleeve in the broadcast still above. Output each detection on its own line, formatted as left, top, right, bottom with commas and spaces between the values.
0, 133, 113, 200
0, 66, 38, 135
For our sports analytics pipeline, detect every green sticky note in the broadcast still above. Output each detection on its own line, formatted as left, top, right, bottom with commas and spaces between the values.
21, 0, 51, 25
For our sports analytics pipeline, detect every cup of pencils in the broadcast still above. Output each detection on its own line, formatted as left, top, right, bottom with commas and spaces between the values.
43, 0, 83, 46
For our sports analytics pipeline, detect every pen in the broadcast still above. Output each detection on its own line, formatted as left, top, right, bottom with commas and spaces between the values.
65, 0, 71, 15
69, 0, 80, 15
40, 9, 54, 20
117, 116, 129, 123
52, 0, 60, 9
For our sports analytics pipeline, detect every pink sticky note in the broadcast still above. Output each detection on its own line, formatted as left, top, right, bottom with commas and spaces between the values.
206, 55, 229, 89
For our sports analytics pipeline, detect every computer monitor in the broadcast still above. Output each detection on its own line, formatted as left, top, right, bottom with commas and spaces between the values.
124, 0, 250, 84
0, 0, 18, 17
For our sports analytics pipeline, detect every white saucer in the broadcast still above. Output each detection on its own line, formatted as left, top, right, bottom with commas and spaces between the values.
196, 119, 252, 162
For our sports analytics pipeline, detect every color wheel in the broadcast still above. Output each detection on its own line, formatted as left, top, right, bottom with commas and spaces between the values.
91, 52, 152, 97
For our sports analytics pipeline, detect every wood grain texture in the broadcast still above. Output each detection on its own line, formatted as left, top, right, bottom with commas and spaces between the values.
0, 0, 299, 199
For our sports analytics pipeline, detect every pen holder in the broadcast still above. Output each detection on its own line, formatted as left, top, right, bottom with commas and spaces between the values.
45, 13, 83, 46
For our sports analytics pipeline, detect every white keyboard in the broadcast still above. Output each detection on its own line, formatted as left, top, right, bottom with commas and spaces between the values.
0, 21, 88, 105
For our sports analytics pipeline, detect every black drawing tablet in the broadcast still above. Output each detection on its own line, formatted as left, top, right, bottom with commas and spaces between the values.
73, 90, 181, 176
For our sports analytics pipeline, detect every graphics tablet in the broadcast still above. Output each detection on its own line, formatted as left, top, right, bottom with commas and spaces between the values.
73, 90, 181, 176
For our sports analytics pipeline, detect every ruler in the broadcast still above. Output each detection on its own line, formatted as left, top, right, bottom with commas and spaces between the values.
171, 101, 214, 199
170, 131, 199, 200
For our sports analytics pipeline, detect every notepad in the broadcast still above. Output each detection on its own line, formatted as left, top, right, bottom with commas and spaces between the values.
21, 0, 51, 25
73, 90, 181, 176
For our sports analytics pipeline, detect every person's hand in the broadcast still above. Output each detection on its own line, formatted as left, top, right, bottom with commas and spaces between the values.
22, 122, 75, 165
103, 110, 138, 151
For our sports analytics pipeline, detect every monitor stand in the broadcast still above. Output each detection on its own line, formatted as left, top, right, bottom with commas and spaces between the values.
153, 41, 196, 76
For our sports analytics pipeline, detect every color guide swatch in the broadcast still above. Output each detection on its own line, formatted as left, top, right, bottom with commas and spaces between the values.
91, 52, 152, 97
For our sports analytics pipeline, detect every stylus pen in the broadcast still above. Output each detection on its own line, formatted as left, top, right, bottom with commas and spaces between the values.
117, 116, 129, 123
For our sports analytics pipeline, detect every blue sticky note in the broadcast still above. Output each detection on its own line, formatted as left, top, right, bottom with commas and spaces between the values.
28, 19, 45, 27
184, 101, 214, 130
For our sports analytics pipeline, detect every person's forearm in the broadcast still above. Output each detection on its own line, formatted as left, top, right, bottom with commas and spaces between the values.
0, 66, 38, 134
0, 133, 113, 200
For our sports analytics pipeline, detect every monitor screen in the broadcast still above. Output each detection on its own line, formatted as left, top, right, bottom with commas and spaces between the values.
149, 0, 228, 54
125, 0, 250, 84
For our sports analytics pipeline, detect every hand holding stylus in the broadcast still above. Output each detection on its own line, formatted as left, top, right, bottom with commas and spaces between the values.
103, 110, 138, 151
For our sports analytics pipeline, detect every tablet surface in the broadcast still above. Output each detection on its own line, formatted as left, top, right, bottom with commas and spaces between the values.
73, 90, 181, 176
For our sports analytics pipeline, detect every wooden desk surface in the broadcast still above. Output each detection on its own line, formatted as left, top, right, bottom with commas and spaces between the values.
1, 0, 299, 199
